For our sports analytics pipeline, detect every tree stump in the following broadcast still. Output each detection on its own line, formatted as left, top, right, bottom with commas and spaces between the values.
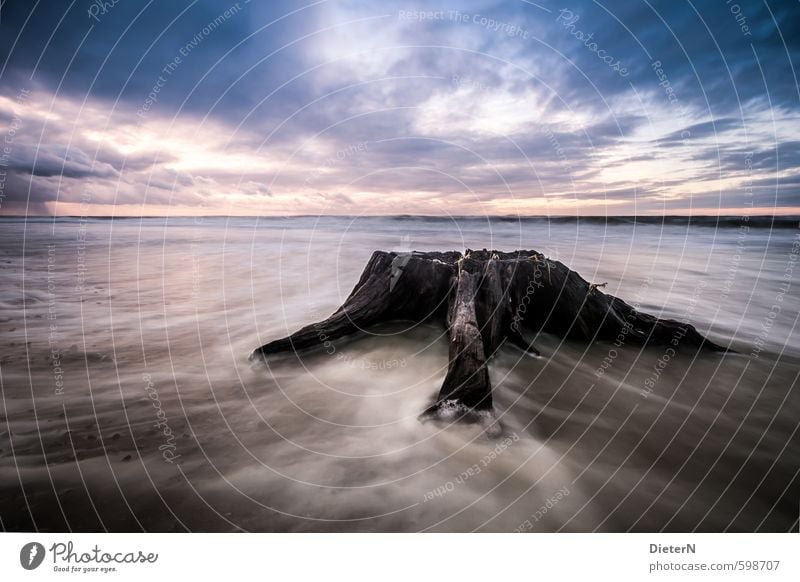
252, 249, 726, 433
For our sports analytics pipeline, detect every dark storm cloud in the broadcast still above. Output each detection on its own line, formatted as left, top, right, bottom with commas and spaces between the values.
9, 144, 117, 178
752, 141, 800, 171
657, 119, 741, 144
1, 1, 792, 126
544, 0, 799, 111
0, 0, 797, 214
0, 170, 55, 204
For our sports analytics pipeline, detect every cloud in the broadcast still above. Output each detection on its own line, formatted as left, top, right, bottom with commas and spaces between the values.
317, 191, 355, 205
0, 0, 798, 215
9, 144, 118, 178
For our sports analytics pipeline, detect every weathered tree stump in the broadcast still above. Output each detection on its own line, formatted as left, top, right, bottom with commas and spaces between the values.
252, 249, 726, 433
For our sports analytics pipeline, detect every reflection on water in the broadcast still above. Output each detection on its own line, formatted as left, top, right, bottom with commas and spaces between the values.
0, 216, 798, 531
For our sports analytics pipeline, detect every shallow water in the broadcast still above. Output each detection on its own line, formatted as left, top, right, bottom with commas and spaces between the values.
1, 216, 798, 531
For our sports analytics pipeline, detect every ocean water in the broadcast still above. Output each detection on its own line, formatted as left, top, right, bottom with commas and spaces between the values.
0, 216, 798, 532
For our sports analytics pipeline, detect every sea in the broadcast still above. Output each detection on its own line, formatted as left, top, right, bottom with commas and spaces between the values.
1, 215, 798, 532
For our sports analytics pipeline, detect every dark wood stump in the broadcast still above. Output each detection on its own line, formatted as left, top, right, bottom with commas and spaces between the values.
252, 249, 727, 432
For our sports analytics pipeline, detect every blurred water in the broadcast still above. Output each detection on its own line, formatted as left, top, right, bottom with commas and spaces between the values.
0, 216, 798, 531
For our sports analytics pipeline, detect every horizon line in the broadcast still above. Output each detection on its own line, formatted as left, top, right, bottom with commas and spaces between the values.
2, 213, 799, 220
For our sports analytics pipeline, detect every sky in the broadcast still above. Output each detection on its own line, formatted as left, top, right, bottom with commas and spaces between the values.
0, 0, 798, 217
